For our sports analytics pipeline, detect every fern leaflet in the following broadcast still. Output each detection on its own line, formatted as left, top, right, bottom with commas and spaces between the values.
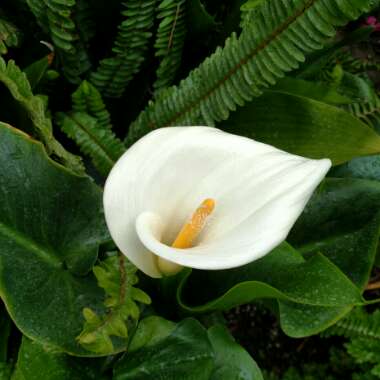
153, 0, 187, 91
72, 80, 113, 130
0, 17, 22, 55
25, 0, 49, 32
126, 0, 373, 145
74, 0, 95, 44
57, 112, 125, 176
90, 0, 156, 98
347, 95, 380, 129
77, 254, 151, 355
324, 308, 380, 341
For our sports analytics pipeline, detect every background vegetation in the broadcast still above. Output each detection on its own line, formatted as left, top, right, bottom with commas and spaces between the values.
1, 0, 380, 378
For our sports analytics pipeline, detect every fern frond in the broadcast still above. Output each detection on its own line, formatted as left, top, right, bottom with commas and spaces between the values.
324, 308, 380, 341
153, 0, 187, 91
335, 50, 380, 74
313, 49, 380, 83
0, 18, 22, 55
347, 95, 380, 129
90, 0, 156, 98
25, 0, 49, 32
77, 254, 151, 355
45, 0, 91, 82
57, 112, 125, 176
26, 0, 91, 83
338, 74, 380, 129
126, 0, 373, 145
74, 0, 95, 44
72, 80, 113, 130
240, 0, 266, 28
0, 57, 84, 173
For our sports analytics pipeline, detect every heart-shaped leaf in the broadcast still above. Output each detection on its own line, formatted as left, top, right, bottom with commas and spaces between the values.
208, 324, 263, 380
177, 242, 362, 337
12, 337, 107, 380
0, 122, 111, 355
114, 318, 215, 380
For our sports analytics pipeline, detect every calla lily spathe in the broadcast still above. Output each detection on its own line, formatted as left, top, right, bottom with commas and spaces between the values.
103, 127, 331, 278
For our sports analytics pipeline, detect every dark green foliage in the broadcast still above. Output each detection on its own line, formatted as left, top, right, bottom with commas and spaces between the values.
57, 112, 125, 176
74, 0, 95, 44
72, 80, 113, 130
126, 0, 373, 145
0, 123, 110, 355
0, 0, 379, 377
324, 308, 380, 378
90, 0, 156, 98
0, 17, 22, 54
334, 49, 380, 75
77, 255, 151, 355
26, 0, 91, 83
153, 0, 187, 91
25, 0, 49, 32
12, 337, 107, 380
0, 57, 84, 173
347, 94, 380, 129
324, 308, 380, 341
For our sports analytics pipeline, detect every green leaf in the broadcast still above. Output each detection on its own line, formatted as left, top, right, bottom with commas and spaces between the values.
24, 56, 50, 91
12, 337, 107, 380
77, 255, 151, 355
128, 316, 176, 353
289, 178, 380, 290
220, 92, 380, 165
0, 18, 21, 55
331, 156, 380, 182
208, 324, 263, 380
278, 303, 351, 338
0, 57, 84, 174
113, 318, 215, 380
0, 122, 111, 355
0, 362, 11, 380
177, 242, 362, 337
271, 77, 353, 105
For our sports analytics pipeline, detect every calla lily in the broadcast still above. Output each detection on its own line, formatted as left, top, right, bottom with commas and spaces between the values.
103, 127, 331, 278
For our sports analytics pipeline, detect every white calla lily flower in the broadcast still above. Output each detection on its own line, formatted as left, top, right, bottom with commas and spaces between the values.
103, 127, 331, 278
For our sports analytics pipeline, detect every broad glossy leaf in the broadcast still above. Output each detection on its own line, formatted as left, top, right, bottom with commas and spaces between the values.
0, 123, 111, 355
177, 243, 362, 337
128, 316, 176, 352
208, 324, 263, 380
12, 337, 107, 380
331, 156, 380, 181
289, 178, 380, 290
272, 77, 353, 105
114, 319, 215, 380
279, 303, 351, 338
219, 92, 380, 165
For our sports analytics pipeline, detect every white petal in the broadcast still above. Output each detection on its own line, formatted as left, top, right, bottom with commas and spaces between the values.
104, 127, 331, 277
